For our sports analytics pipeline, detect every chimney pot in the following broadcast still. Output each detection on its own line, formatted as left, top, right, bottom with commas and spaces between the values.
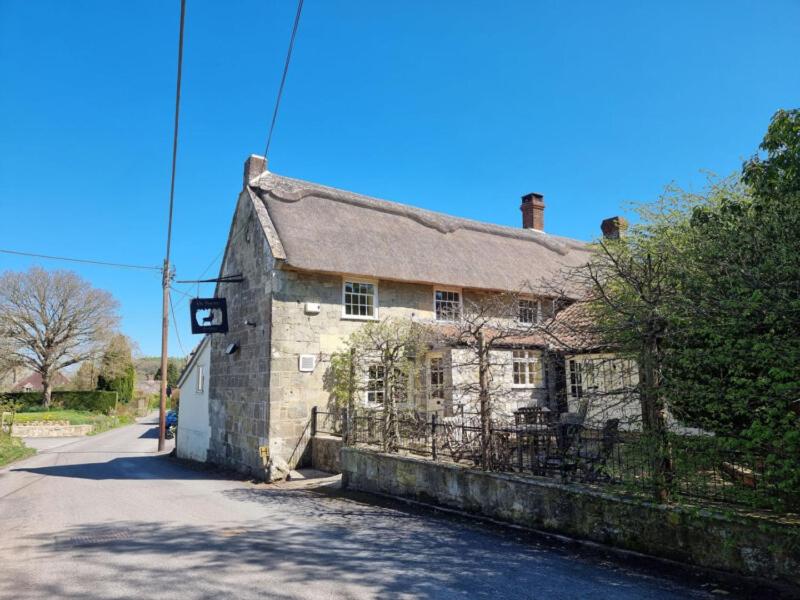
520, 192, 545, 231
243, 155, 267, 188
601, 216, 629, 239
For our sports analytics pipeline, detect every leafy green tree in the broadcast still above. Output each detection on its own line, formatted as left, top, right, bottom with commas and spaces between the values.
663, 110, 800, 501
154, 360, 181, 388
96, 335, 136, 403
560, 200, 689, 501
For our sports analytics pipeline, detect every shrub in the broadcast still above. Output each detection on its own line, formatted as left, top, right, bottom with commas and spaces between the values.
2, 391, 118, 413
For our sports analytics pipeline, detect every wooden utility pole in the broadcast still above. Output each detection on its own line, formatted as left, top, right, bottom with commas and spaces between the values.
158, 261, 171, 452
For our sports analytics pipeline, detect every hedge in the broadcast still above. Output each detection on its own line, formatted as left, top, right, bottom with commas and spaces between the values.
0, 391, 119, 413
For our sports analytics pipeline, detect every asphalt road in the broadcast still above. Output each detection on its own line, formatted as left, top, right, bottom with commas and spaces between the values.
0, 417, 750, 599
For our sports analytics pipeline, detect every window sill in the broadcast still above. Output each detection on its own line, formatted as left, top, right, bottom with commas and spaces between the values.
341, 314, 379, 322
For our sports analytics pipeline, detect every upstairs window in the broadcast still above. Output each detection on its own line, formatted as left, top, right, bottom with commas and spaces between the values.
434, 289, 461, 321
343, 280, 377, 319
518, 299, 541, 325
512, 350, 542, 386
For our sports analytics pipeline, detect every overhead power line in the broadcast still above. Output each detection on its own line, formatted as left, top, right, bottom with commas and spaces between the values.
263, 0, 305, 162
164, 0, 186, 265
157, 0, 187, 452
169, 292, 186, 356
0, 249, 161, 272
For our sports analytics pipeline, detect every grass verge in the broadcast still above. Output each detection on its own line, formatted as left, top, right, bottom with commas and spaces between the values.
0, 433, 35, 467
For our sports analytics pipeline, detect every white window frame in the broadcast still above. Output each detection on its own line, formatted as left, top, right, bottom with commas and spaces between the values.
517, 297, 542, 325
341, 277, 379, 321
511, 350, 542, 388
428, 354, 445, 400
196, 365, 205, 393
568, 358, 584, 399
433, 287, 463, 322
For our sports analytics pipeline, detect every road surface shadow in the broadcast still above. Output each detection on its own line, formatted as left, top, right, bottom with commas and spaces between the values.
138, 426, 160, 439
6, 509, 731, 600
11, 455, 206, 480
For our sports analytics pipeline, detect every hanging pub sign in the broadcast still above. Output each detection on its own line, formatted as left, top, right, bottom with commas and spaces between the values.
190, 298, 229, 334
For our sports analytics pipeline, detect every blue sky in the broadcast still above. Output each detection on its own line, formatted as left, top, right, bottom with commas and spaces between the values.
1, 1, 798, 357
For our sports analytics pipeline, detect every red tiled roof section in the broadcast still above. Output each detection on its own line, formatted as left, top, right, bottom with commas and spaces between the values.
422, 322, 550, 349
12, 371, 70, 391
544, 302, 604, 351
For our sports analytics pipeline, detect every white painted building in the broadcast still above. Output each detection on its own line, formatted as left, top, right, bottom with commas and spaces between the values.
176, 336, 211, 462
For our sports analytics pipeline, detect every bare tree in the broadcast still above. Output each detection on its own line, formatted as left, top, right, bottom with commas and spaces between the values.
0, 268, 120, 407
0, 336, 24, 390
431, 289, 547, 469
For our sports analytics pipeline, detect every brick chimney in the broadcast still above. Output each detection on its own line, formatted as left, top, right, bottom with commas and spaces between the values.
243, 155, 267, 187
601, 216, 629, 239
520, 193, 545, 231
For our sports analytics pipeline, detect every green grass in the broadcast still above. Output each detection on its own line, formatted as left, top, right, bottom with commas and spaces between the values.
0, 433, 35, 467
13, 409, 135, 435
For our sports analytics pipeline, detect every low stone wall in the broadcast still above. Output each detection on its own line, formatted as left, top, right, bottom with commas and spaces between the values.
312, 435, 342, 473
341, 447, 800, 589
12, 422, 94, 438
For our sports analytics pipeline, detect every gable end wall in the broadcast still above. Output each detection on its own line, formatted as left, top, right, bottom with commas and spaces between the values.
207, 189, 274, 477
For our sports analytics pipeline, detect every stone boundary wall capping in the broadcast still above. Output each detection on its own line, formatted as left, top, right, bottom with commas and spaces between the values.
12, 423, 94, 438
341, 447, 800, 589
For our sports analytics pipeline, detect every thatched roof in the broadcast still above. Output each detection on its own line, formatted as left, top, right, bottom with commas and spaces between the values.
249, 169, 591, 296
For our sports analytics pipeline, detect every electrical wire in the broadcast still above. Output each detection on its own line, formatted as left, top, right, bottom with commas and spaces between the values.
164, 0, 186, 267
0, 249, 161, 271
262, 0, 304, 162
169, 292, 187, 356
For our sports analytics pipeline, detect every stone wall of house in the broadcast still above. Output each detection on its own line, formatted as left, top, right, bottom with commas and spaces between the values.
266, 272, 555, 472
267, 270, 436, 472
207, 190, 274, 477
450, 347, 548, 419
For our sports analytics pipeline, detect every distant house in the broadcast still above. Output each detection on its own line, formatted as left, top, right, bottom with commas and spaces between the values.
12, 371, 69, 393
175, 337, 211, 462
185, 155, 643, 480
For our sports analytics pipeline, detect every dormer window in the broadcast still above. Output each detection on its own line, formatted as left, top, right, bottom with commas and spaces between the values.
434, 288, 461, 321
342, 279, 378, 319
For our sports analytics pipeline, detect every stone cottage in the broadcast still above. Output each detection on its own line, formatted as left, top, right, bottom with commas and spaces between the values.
205, 155, 605, 479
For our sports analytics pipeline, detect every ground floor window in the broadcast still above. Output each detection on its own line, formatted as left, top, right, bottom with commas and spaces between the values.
568, 359, 583, 399
512, 350, 542, 386
430, 356, 445, 399
366, 365, 385, 405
